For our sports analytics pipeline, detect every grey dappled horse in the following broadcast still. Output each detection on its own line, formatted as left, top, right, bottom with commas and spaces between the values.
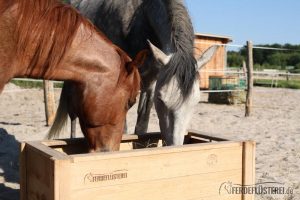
62, 0, 218, 145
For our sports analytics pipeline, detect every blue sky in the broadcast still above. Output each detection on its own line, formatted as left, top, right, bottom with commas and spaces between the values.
185, 0, 300, 46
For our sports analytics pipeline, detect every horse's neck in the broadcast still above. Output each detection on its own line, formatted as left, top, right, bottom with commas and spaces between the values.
48, 27, 123, 84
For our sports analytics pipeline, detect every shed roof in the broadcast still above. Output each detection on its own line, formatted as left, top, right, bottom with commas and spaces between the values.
195, 33, 232, 44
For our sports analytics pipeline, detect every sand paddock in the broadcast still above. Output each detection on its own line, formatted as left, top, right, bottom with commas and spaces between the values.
0, 83, 299, 200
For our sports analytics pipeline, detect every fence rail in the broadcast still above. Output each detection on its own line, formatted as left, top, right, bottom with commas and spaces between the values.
5, 40, 300, 122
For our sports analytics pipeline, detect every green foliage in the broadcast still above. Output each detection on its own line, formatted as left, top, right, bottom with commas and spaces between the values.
267, 53, 288, 69
228, 44, 300, 72
288, 53, 300, 66
227, 51, 244, 67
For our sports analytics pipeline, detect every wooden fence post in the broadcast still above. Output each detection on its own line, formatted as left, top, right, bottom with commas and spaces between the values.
245, 41, 254, 117
242, 60, 247, 75
286, 71, 290, 81
43, 80, 56, 126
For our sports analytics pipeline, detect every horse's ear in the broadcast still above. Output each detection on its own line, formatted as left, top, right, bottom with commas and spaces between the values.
133, 49, 149, 68
125, 50, 149, 74
196, 45, 219, 71
147, 40, 172, 66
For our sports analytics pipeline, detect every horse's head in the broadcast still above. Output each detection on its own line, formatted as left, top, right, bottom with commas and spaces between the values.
149, 42, 218, 145
122, 50, 148, 109
81, 50, 147, 152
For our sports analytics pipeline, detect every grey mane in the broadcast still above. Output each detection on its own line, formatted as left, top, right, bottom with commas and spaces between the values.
158, 0, 197, 101
137, 0, 197, 101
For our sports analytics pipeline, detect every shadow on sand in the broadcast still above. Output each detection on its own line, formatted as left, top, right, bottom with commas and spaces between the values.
0, 128, 20, 200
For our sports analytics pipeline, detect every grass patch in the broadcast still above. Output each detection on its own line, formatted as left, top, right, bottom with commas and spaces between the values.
10, 80, 63, 89
254, 79, 300, 89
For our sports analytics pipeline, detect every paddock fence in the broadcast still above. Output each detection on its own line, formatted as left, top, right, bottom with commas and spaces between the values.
3, 41, 300, 124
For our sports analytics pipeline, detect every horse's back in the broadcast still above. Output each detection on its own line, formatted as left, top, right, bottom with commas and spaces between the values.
73, 0, 144, 54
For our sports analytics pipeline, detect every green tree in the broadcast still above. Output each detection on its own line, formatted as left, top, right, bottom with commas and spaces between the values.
267, 53, 288, 69
287, 53, 300, 66
227, 51, 244, 67
227, 43, 300, 72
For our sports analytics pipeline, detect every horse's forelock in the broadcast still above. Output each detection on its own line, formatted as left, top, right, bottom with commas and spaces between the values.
159, 52, 197, 103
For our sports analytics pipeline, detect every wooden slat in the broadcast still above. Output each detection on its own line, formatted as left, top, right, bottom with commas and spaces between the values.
242, 141, 256, 200
70, 141, 242, 162
55, 160, 72, 200
42, 138, 86, 147
26, 146, 56, 200
70, 170, 243, 200
67, 145, 243, 190
42, 133, 162, 147
26, 141, 69, 160
188, 129, 232, 141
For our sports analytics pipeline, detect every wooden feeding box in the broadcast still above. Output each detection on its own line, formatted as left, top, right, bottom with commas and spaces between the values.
20, 130, 255, 200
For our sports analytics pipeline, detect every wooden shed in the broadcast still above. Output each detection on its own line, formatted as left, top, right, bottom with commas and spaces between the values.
194, 33, 232, 89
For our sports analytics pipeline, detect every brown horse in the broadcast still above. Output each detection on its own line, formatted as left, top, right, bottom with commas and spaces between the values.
0, 0, 145, 152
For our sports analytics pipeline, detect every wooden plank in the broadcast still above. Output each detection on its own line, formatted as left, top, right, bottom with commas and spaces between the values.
66, 145, 243, 190
70, 170, 243, 200
50, 140, 163, 153
41, 131, 230, 155
42, 133, 162, 148
20, 143, 27, 200
70, 141, 242, 162
44, 139, 89, 155
55, 160, 72, 200
26, 146, 56, 200
188, 129, 232, 141
42, 134, 162, 155
42, 139, 86, 147
242, 141, 256, 200
119, 142, 134, 151
26, 141, 69, 160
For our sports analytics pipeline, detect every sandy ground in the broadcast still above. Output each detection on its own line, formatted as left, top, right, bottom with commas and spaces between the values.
0, 83, 299, 200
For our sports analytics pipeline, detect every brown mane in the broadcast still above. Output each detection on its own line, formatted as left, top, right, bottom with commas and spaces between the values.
13, 0, 91, 76
0, 0, 131, 78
